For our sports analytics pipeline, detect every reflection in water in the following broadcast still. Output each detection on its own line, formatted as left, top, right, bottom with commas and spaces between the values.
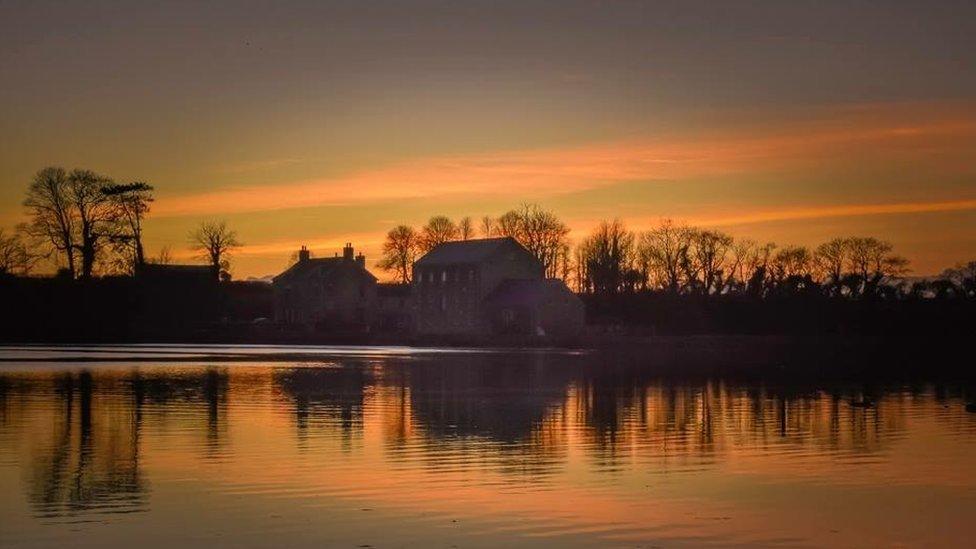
25, 371, 146, 520
1, 352, 975, 547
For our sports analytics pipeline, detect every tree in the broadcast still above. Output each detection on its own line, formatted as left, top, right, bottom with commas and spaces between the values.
0, 228, 34, 276
482, 205, 570, 278
578, 219, 634, 295
377, 225, 420, 284
22, 167, 77, 277
67, 169, 116, 279
190, 220, 241, 280
458, 217, 474, 240
727, 239, 775, 294
845, 237, 909, 297
815, 238, 849, 296
940, 260, 976, 299
495, 210, 522, 239
771, 245, 813, 281
637, 219, 692, 293
420, 216, 458, 252
152, 246, 173, 265
480, 216, 495, 237
102, 182, 154, 272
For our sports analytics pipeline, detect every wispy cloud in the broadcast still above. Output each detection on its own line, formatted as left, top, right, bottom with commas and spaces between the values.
153, 102, 976, 218
689, 199, 976, 228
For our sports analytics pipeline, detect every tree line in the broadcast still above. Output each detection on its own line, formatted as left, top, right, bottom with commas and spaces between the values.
377, 204, 571, 283
379, 205, 976, 301
0, 166, 242, 280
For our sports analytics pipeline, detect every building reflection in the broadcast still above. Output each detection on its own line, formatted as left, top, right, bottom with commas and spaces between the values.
268, 357, 929, 481
3, 358, 972, 525
275, 364, 371, 451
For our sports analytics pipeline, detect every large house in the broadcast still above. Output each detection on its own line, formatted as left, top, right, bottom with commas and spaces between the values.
412, 237, 584, 337
272, 244, 377, 329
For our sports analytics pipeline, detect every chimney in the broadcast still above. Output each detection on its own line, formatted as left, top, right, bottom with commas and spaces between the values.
298, 245, 310, 263
356, 252, 366, 269
343, 243, 354, 261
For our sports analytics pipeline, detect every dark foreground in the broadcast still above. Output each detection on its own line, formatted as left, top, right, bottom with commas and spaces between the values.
1, 345, 975, 548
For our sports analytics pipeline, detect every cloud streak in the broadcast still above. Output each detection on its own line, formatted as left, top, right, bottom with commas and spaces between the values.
153, 102, 976, 219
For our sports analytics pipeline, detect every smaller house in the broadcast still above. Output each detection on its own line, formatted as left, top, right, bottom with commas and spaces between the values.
484, 279, 584, 338
376, 283, 413, 332
273, 244, 377, 330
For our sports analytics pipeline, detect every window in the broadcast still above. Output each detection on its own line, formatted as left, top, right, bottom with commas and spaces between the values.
441, 270, 447, 283
440, 295, 447, 311
427, 270, 434, 283
468, 269, 475, 282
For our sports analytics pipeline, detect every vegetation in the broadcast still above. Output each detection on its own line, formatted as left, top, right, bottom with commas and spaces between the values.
7, 165, 243, 280
189, 220, 242, 281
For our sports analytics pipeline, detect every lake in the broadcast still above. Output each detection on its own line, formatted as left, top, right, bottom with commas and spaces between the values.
1, 345, 974, 547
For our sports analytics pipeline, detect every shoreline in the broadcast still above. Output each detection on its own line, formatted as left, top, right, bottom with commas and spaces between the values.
1, 334, 970, 381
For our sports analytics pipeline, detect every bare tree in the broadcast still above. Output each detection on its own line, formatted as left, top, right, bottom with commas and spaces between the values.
102, 182, 154, 272
67, 169, 116, 279
190, 220, 241, 280
495, 210, 522, 239
770, 245, 813, 282
726, 239, 775, 294
845, 237, 909, 296
0, 228, 34, 276
940, 260, 976, 299
152, 246, 173, 265
511, 204, 570, 278
690, 229, 734, 295
578, 219, 634, 294
419, 215, 458, 252
377, 225, 420, 284
458, 216, 474, 240
637, 219, 692, 293
22, 167, 77, 277
480, 216, 495, 238
815, 238, 848, 295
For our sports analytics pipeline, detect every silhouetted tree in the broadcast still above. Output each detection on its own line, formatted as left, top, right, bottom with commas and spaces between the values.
377, 225, 420, 283
190, 220, 241, 280
770, 245, 813, 283
845, 237, 909, 297
102, 182, 154, 272
495, 210, 521, 238
458, 216, 474, 240
942, 260, 976, 298
480, 216, 495, 237
579, 219, 633, 295
152, 246, 173, 265
22, 167, 77, 277
482, 204, 570, 278
419, 215, 458, 252
636, 219, 692, 293
0, 228, 34, 275
67, 169, 116, 279
815, 238, 848, 296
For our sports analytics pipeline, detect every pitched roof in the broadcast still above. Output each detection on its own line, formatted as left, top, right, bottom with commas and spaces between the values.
484, 279, 574, 307
273, 257, 377, 284
415, 237, 521, 266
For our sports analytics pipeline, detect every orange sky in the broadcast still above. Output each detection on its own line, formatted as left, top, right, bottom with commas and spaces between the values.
1, 2, 974, 278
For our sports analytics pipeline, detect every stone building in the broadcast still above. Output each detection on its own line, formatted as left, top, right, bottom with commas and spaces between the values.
272, 244, 377, 329
412, 237, 583, 337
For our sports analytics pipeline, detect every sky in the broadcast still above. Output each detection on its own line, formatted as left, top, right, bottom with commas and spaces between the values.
1, 0, 974, 278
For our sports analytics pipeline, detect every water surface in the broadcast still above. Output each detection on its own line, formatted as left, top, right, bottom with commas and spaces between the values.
1, 345, 974, 547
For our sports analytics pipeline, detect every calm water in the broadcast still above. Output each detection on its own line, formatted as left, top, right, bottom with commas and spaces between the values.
1, 345, 975, 548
